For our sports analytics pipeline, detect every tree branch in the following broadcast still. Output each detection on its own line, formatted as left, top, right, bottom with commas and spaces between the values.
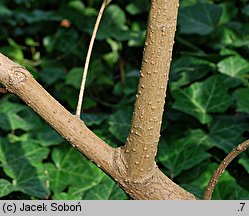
203, 139, 249, 200
0, 53, 115, 175
123, 0, 179, 180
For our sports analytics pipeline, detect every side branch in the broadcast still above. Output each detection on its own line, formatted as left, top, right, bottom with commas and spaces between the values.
0, 53, 115, 175
203, 139, 249, 200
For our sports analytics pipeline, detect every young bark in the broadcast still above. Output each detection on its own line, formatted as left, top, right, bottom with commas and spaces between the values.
0, 0, 196, 200
123, 0, 179, 180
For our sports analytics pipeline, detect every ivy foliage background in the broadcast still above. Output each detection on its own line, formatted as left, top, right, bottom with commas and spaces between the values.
0, 0, 249, 199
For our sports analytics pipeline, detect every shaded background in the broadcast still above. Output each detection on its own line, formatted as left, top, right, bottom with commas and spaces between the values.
0, 0, 248, 199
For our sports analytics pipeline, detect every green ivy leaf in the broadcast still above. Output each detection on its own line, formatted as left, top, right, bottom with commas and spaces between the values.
40, 67, 65, 86
93, 129, 119, 148
217, 55, 249, 79
43, 29, 80, 55
81, 113, 109, 126
0, 3, 12, 17
158, 129, 212, 178
213, 175, 249, 200
45, 145, 104, 193
0, 138, 49, 198
234, 88, 249, 114
239, 156, 249, 174
65, 60, 106, 90
209, 116, 248, 153
219, 2, 238, 24
172, 75, 232, 124
52, 187, 83, 200
82, 5, 131, 41
108, 109, 132, 143
170, 56, 214, 90
113, 75, 139, 96
7, 112, 33, 131
84, 175, 127, 200
0, 179, 14, 197
16, 10, 62, 24
0, 98, 34, 131
126, 0, 150, 15
176, 161, 210, 185
35, 124, 63, 147
0, 114, 10, 131
65, 67, 82, 89
179, 3, 222, 35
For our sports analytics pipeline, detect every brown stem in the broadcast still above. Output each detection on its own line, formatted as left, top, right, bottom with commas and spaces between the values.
76, 0, 108, 116
123, 0, 179, 180
203, 139, 249, 200
0, 53, 115, 175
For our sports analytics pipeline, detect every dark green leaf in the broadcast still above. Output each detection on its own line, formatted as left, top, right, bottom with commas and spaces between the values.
0, 114, 10, 131
65, 60, 106, 90
158, 129, 212, 178
52, 186, 85, 200
0, 179, 14, 197
35, 124, 63, 147
239, 156, 249, 174
0, 98, 35, 131
219, 2, 238, 24
0, 138, 49, 198
108, 109, 132, 143
93, 129, 119, 148
170, 56, 214, 90
84, 175, 127, 200
40, 67, 65, 86
16, 10, 62, 24
126, 0, 149, 15
0, 3, 12, 17
179, 3, 222, 35
81, 113, 109, 126
43, 29, 80, 55
172, 75, 232, 124
45, 145, 104, 193
83, 5, 131, 41
242, 4, 249, 17
234, 88, 249, 114
209, 116, 247, 153
65, 67, 82, 89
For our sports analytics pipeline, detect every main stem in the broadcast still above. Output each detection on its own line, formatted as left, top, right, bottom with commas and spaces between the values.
123, 0, 179, 180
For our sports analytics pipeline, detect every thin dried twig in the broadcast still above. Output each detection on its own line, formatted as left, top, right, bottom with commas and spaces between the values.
203, 139, 249, 200
76, 0, 111, 117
